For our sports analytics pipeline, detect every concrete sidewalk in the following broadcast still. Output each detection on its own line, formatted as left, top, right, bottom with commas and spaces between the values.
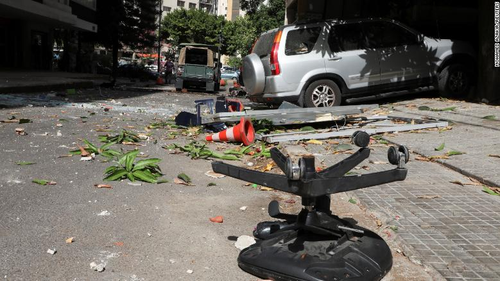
0, 71, 111, 93
306, 98, 500, 281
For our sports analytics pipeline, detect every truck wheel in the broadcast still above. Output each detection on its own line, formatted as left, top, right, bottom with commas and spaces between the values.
304, 80, 341, 108
438, 64, 471, 98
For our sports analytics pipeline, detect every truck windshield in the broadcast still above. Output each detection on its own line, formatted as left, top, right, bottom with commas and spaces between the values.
185, 48, 208, 65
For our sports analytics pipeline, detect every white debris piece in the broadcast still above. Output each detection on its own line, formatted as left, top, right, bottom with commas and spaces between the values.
186, 269, 193, 274
239, 206, 248, 211
90, 262, 105, 272
97, 210, 111, 216
169, 259, 176, 264
56, 130, 62, 137
235, 235, 256, 250
47, 248, 57, 255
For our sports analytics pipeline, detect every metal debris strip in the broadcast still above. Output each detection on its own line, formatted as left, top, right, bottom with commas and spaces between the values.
201, 104, 379, 125
259, 116, 449, 143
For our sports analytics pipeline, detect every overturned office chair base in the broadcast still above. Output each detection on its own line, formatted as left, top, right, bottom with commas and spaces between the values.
212, 131, 410, 281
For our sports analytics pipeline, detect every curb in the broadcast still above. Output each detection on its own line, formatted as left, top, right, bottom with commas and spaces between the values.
0, 81, 94, 94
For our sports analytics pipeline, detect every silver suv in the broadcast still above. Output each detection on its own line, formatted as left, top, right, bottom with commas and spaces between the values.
242, 18, 476, 107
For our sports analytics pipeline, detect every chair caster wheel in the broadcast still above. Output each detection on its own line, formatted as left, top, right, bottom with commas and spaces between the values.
388, 145, 410, 165
352, 131, 370, 148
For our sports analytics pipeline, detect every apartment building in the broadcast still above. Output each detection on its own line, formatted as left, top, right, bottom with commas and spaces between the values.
0, 0, 97, 70
160, 0, 244, 21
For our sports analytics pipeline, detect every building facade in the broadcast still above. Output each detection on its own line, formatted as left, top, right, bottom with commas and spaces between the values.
0, 0, 97, 70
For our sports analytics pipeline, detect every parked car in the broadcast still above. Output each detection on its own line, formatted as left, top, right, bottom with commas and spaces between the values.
175, 43, 221, 92
118, 63, 157, 80
221, 69, 240, 80
242, 18, 476, 107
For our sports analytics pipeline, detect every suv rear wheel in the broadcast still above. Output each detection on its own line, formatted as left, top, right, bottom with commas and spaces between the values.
304, 80, 341, 107
438, 64, 471, 98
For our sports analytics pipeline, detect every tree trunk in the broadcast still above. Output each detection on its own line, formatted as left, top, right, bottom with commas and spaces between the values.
478, 0, 500, 104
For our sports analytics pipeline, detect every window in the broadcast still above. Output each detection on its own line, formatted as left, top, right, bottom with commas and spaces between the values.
285, 27, 321, 56
329, 23, 365, 52
189, 3, 196, 9
163, 6, 171, 12
177, 0, 185, 7
252, 31, 277, 57
363, 21, 419, 48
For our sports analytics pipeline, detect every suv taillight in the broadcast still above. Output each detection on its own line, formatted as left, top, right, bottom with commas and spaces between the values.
270, 30, 282, 76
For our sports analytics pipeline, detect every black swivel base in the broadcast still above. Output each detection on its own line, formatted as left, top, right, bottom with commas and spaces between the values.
211, 131, 409, 281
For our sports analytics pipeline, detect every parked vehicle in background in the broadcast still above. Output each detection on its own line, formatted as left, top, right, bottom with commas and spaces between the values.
175, 43, 221, 92
118, 63, 157, 81
221, 69, 240, 80
243, 18, 476, 107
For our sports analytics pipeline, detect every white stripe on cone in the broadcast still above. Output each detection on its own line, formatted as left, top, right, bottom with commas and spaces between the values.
211, 132, 220, 141
226, 128, 235, 141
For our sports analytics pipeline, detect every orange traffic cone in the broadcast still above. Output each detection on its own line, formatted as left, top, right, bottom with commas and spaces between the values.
206, 117, 255, 146
220, 79, 226, 87
156, 76, 165, 85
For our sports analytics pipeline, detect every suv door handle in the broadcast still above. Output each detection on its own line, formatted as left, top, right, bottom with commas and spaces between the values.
328, 56, 342, 61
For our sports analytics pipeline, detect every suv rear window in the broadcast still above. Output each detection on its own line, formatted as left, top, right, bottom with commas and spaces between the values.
285, 27, 321, 56
252, 31, 277, 58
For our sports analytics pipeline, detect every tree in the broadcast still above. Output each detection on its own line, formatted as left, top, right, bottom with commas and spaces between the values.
97, 0, 161, 81
161, 9, 225, 51
247, 0, 285, 35
240, 0, 264, 16
223, 16, 256, 57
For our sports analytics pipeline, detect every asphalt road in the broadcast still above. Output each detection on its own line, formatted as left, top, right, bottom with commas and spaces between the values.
0, 88, 436, 281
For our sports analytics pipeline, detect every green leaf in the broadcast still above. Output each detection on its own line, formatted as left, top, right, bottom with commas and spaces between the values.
32, 179, 49, 185
133, 158, 161, 171
125, 150, 139, 171
483, 186, 500, 196
431, 106, 456, 112
434, 143, 445, 151
100, 141, 117, 151
418, 106, 430, 111
104, 165, 118, 175
211, 152, 240, 160
390, 226, 399, 232
127, 172, 135, 182
207, 182, 217, 186
300, 126, 315, 132
69, 149, 82, 155
17, 161, 36, 166
447, 150, 465, 156
348, 198, 357, 204
482, 115, 497, 120
336, 144, 353, 151
19, 119, 31, 124
104, 169, 128, 181
177, 173, 191, 183
83, 139, 98, 153
132, 170, 157, 183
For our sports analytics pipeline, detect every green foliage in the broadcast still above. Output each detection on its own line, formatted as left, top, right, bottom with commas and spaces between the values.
223, 17, 256, 56
99, 130, 140, 144
104, 150, 164, 183
164, 142, 240, 160
97, 0, 160, 50
434, 143, 445, 151
69, 139, 121, 159
162, 9, 225, 50
247, 0, 285, 35
227, 56, 243, 68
